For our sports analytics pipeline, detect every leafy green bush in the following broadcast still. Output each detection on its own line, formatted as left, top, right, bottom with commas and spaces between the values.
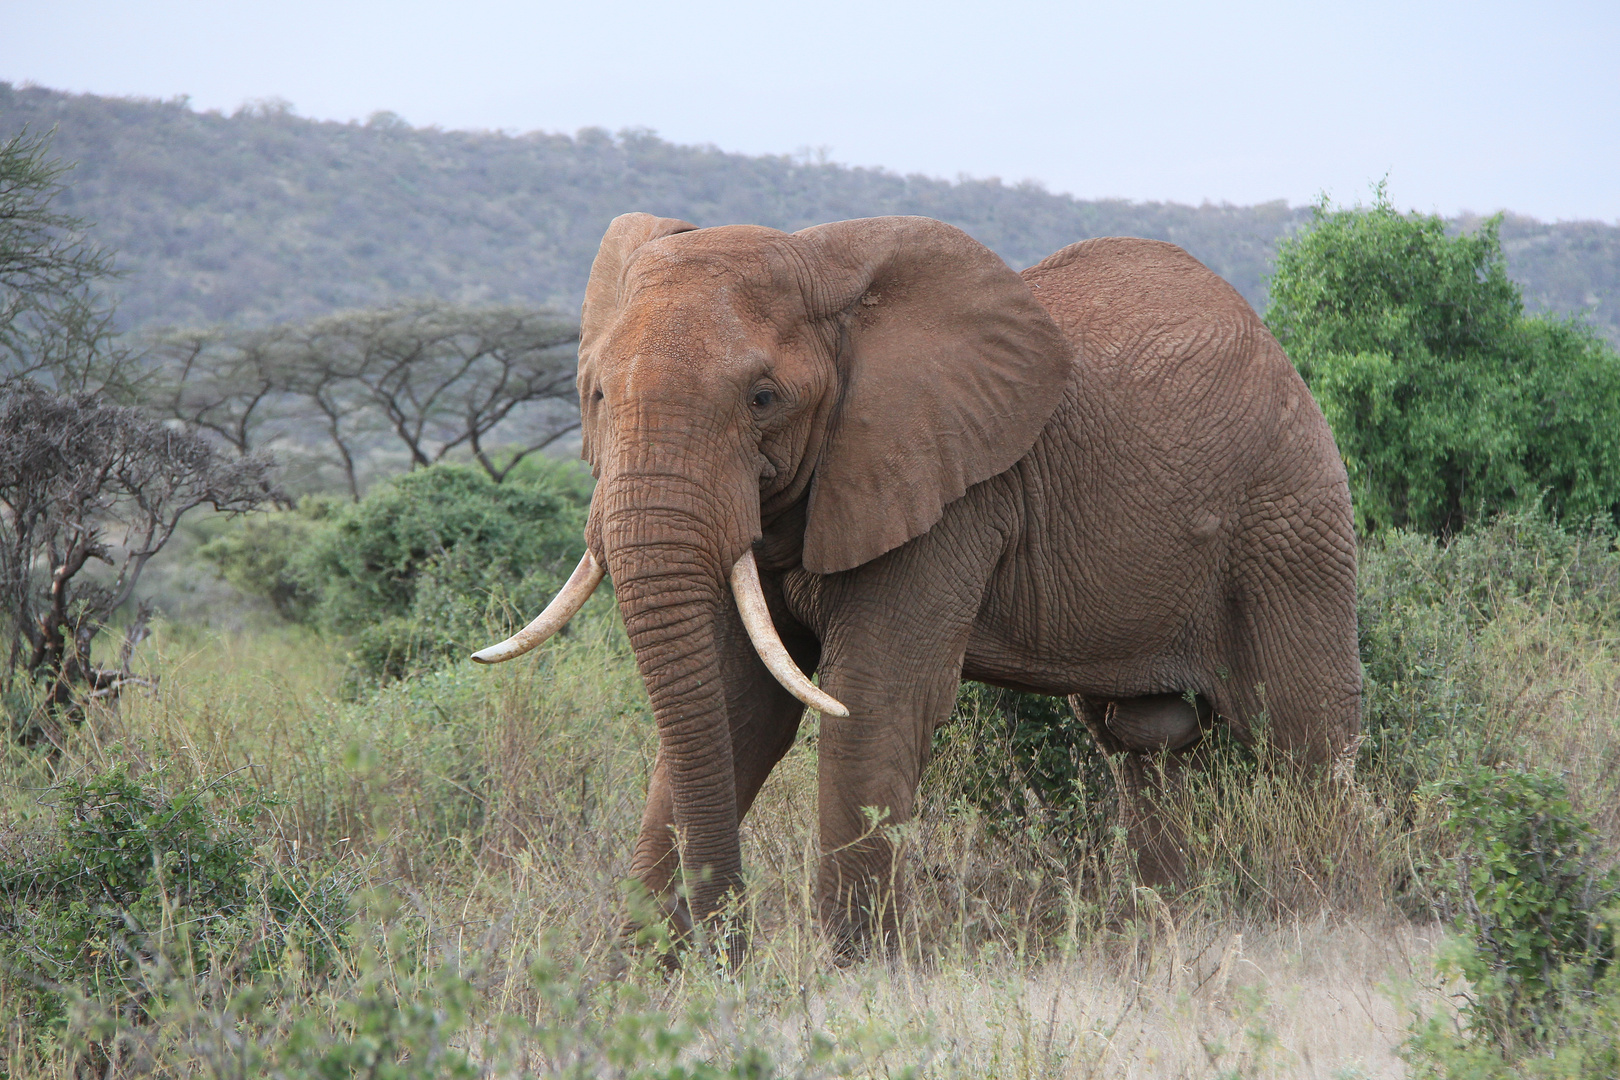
1444, 767, 1617, 1039
1356, 513, 1620, 802
275, 950, 484, 1080
1405, 766, 1620, 1076
200, 459, 591, 677
0, 764, 353, 1050
198, 495, 337, 621
1267, 185, 1620, 536
299, 461, 587, 632
48, 928, 917, 1078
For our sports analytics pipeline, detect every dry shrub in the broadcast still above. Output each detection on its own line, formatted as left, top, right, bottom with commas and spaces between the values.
1148, 732, 1398, 921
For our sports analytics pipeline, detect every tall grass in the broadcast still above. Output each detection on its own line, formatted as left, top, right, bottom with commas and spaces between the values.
1, 514, 1616, 1076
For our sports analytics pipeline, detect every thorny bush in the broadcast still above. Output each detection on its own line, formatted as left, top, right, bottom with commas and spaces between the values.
0, 379, 275, 741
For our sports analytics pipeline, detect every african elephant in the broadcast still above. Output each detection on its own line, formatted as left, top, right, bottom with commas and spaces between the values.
473, 213, 1361, 957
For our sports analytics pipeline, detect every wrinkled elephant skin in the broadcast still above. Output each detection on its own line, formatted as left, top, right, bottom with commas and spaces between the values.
500, 214, 1360, 960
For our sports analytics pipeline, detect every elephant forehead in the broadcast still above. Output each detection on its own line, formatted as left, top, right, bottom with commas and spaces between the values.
596, 293, 770, 383
629, 230, 811, 308
636, 224, 794, 273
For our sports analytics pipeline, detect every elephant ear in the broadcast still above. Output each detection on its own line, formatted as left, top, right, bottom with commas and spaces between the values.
794, 216, 1074, 575
578, 213, 698, 471
580, 213, 699, 355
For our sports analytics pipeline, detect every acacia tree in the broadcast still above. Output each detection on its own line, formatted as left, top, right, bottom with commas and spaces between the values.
299, 302, 581, 483
152, 302, 580, 495
150, 325, 295, 454
0, 380, 276, 743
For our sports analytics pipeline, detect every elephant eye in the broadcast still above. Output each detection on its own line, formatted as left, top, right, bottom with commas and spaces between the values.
751, 388, 775, 409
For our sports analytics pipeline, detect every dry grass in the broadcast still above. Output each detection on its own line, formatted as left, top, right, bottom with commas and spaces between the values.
2, 518, 1617, 1075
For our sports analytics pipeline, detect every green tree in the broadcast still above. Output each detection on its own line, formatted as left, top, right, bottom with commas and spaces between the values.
1266, 186, 1620, 535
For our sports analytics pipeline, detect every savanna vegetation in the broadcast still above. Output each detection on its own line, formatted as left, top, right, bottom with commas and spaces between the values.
1, 82, 1616, 344
3, 117, 1620, 1077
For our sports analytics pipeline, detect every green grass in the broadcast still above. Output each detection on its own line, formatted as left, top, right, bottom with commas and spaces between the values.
1, 515, 1617, 1076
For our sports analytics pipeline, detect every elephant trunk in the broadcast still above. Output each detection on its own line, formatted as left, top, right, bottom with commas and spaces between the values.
599, 471, 744, 926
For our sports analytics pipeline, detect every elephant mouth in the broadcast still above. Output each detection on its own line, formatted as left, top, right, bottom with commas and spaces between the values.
470, 548, 848, 717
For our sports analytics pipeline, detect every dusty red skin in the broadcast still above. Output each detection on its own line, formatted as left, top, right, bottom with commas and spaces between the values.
530, 214, 1359, 960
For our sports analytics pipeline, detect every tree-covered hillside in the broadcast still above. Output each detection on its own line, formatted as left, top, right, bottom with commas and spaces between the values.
3, 82, 1616, 342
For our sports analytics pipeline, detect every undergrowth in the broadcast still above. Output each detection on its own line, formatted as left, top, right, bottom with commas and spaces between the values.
0, 511, 1613, 1075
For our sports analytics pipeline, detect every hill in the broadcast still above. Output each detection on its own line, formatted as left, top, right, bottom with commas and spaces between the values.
3, 82, 1617, 341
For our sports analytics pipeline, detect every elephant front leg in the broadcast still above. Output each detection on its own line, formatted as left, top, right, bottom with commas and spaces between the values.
784, 506, 999, 958
814, 664, 964, 959
624, 605, 812, 959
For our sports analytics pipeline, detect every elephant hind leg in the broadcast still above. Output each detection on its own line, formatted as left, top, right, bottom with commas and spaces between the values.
1222, 476, 1362, 770
1215, 563, 1360, 770
1071, 693, 1213, 890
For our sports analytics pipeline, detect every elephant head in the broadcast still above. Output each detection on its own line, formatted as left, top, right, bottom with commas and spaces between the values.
473, 213, 1073, 926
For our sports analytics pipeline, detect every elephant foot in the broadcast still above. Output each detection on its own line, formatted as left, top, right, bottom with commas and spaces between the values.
608, 885, 690, 976
820, 917, 899, 967
817, 871, 905, 965
612, 893, 753, 974
1123, 786, 1190, 891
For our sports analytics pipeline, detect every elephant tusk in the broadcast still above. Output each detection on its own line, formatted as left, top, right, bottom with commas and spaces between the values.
729, 550, 850, 718
470, 551, 605, 664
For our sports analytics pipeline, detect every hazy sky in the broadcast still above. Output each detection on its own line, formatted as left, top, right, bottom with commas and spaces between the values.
4, 0, 1617, 222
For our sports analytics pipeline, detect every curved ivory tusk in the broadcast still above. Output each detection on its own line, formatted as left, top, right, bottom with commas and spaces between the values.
729, 549, 850, 717
471, 551, 605, 664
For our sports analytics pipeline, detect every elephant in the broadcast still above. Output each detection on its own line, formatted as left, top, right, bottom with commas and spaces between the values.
473, 213, 1361, 958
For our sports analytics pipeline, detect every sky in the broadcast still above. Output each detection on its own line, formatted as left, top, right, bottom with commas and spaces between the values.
3, 0, 1617, 222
